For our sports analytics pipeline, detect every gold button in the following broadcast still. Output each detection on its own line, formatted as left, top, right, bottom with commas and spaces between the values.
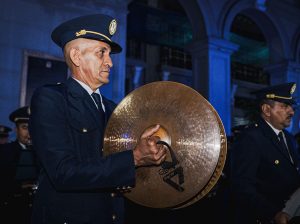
275, 160, 279, 165
112, 214, 116, 220
82, 128, 87, 133
111, 193, 115, 197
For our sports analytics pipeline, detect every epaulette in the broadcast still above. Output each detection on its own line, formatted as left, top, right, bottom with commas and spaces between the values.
245, 123, 259, 129
231, 124, 249, 133
43, 82, 66, 96
43, 82, 64, 87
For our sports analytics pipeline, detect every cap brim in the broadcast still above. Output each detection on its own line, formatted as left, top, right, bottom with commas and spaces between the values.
273, 98, 297, 105
101, 40, 122, 54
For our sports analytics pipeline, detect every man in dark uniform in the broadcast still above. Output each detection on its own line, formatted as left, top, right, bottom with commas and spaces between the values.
231, 82, 300, 224
0, 106, 39, 224
29, 14, 167, 224
0, 125, 12, 144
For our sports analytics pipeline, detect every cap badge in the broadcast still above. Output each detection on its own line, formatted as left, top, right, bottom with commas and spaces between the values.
290, 83, 296, 94
109, 19, 117, 35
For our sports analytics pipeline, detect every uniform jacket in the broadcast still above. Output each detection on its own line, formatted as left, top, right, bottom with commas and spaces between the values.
231, 117, 300, 224
0, 141, 38, 197
0, 140, 38, 224
29, 78, 136, 224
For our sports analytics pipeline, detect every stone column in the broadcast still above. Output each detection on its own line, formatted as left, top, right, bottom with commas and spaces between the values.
161, 70, 171, 81
133, 66, 144, 89
186, 37, 239, 134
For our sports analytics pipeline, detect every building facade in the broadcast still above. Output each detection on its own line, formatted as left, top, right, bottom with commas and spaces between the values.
1, 0, 300, 136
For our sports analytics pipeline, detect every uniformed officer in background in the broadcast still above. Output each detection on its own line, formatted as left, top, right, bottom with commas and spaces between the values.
230, 82, 300, 224
0, 125, 12, 144
0, 106, 39, 224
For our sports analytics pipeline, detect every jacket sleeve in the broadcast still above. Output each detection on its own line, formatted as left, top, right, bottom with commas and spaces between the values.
282, 187, 300, 217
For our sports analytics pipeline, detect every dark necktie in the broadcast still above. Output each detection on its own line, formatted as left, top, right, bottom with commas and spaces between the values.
278, 131, 294, 164
91, 92, 105, 124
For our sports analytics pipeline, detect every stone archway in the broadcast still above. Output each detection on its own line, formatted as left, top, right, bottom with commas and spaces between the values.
292, 27, 300, 63
221, 3, 286, 64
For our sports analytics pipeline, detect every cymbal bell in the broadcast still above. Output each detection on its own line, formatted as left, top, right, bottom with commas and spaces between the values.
103, 81, 227, 209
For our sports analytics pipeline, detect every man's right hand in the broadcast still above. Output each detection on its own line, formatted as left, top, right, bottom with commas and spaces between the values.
133, 124, 167, 167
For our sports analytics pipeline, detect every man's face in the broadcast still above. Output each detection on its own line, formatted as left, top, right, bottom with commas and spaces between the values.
16, 122, 31, 145
74, 39, 113, 90
264, 101, 295, 130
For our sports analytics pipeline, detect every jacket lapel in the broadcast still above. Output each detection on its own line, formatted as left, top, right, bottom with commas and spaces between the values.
284, 130, 299, 167
102, 96, 117, 125
65, 78, 101, 127
259, 118, 292, 162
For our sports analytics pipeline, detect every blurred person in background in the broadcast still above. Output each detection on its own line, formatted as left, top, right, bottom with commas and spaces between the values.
0, 125, 12, 144
0, 106, 39, 224
231, 82, 300, 224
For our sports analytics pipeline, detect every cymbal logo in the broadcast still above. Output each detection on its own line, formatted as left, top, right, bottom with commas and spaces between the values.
158, 141, 185, 192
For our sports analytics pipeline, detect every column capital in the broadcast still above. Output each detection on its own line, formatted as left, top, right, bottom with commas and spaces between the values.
264, 60, 300, 73
186, 37, 239, 55
133, 65, 144, 87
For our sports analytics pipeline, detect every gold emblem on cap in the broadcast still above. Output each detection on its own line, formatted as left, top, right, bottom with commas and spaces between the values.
109, 19, 117, 35
275, 160, 279, 165
266, 93, 292, 100
290, 83, 296, 94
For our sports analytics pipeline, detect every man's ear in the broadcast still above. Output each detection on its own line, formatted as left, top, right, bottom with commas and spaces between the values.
69, 48, 80, 67
261, 104, 271, 117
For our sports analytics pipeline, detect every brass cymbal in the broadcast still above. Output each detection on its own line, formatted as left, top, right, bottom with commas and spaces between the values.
103, 81, 227, 209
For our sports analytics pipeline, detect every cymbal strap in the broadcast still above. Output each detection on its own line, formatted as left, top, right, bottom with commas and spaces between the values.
157, 140, 179, 169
